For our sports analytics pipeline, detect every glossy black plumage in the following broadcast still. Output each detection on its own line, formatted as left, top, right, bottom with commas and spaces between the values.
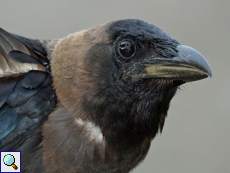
0, 29, 56, 152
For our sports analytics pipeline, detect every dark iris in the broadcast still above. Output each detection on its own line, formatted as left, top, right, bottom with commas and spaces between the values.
118, 40, 135, 59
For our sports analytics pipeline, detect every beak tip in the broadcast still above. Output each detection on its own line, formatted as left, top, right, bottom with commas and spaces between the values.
208, 71, 212, 78
177, 45, 212, 80
203, 60, 212, 78
202, 64, 212, 78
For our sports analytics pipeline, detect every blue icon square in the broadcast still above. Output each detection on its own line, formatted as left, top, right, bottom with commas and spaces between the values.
0, 151, 21, 173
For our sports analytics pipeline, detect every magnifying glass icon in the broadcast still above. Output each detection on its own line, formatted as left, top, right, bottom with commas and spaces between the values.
3, 154, 18, 170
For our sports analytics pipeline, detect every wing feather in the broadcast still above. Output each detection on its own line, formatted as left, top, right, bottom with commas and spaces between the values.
0, 28, 46, 78
0, 28, 57, 153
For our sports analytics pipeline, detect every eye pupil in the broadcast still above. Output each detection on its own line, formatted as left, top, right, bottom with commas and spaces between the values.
118, 40, 135, 59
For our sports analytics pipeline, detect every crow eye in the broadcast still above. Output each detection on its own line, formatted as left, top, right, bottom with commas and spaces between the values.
118, 40, 136, 59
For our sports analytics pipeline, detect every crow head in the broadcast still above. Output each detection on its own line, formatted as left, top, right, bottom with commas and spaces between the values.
51, 19, 211, 150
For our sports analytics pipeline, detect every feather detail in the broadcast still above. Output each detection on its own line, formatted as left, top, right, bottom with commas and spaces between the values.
0, 28, 46, 78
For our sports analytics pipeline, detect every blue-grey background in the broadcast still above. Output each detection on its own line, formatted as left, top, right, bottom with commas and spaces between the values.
0, 1, 229, 173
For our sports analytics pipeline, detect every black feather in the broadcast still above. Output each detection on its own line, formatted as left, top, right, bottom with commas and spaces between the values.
9, 50, 41, 64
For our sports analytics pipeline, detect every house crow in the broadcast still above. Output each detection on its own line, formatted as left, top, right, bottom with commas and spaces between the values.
0, 19, 212, 173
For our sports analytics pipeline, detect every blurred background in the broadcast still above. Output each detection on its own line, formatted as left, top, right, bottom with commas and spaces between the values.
0, 1, 229, 172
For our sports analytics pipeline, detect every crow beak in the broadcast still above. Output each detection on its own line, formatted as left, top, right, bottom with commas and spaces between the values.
143, 45, 212, 82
